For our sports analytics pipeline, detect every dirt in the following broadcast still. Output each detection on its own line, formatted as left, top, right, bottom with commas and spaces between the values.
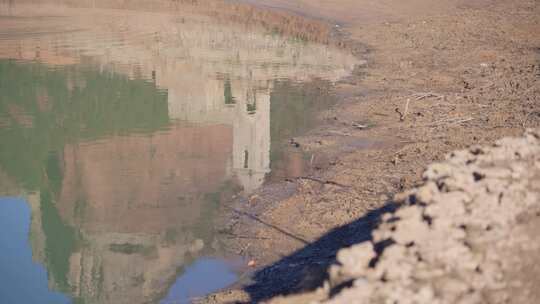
268, 129, 540, 304
199, 0, 540, 303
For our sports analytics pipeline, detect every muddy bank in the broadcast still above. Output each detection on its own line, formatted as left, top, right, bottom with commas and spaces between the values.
269, 129, 540, 303
203, 0, 540, 302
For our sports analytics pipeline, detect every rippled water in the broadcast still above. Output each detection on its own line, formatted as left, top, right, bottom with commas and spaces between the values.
0, 1, 358, 303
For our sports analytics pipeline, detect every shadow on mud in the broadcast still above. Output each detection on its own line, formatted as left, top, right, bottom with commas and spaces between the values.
242, 202, 398, 302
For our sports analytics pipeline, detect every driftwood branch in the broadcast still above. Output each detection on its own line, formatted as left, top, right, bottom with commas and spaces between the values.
297, 176, 351, 188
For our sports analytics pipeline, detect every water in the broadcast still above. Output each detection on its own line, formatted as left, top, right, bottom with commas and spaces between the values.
0, 1, 358, 303
0, 198, 71, 304
161, 258, 238, 304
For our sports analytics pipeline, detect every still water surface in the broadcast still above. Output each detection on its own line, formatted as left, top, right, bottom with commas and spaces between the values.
0, 1, 358, 303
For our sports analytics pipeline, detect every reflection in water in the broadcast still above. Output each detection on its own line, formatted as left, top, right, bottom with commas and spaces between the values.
0, 2, 358, 303
161, 258, 238, 304
0, 197, 71, 304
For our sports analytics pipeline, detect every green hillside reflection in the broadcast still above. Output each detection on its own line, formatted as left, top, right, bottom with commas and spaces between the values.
0, 60, 169, 191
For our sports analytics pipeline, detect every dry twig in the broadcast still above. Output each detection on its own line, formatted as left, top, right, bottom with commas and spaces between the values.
396, 98, 411, 121
411, 92, 445, 101
428, 116, 474, 127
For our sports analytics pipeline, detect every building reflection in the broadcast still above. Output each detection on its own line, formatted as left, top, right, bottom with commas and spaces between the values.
0, 1, 358, 303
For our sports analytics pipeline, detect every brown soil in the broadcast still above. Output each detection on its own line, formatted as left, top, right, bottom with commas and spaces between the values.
267, 129, 540, 304
202, 0, 540, 302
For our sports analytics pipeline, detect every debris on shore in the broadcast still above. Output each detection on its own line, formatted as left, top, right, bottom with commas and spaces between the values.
269, 129, 540, 304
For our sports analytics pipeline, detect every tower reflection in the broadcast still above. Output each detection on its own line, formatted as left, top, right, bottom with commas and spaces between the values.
0, 1, 358, 303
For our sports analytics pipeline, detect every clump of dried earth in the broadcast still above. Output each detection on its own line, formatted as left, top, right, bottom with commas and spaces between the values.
269, 129, 540, 304
203, 0, 539, 303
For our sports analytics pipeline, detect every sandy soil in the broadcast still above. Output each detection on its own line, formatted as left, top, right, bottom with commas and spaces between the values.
202, 0, 540, 302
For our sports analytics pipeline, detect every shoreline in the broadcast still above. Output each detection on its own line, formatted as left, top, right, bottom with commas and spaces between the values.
1, 0, 537, 302
206, 0, 540, 302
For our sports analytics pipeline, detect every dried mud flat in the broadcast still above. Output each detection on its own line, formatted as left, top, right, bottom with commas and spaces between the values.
269, 129, 540, 304
202, 0, 540, 303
